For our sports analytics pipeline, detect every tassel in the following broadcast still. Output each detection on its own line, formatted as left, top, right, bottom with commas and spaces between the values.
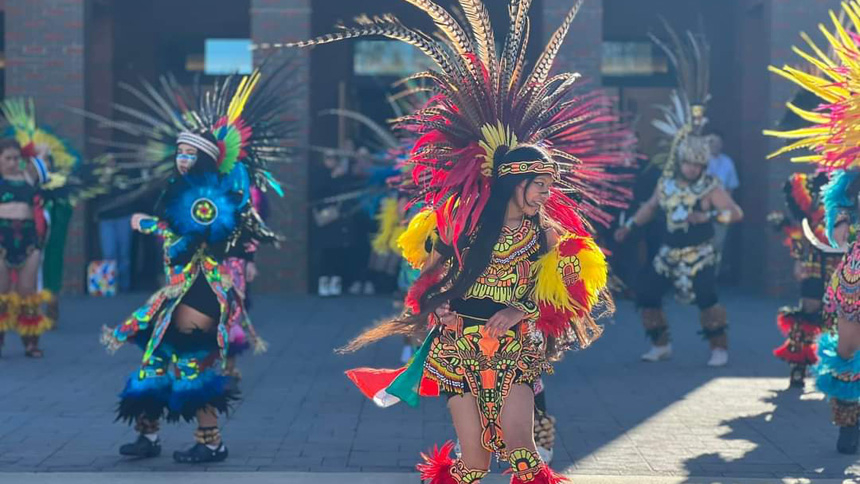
416, 441, 457, 484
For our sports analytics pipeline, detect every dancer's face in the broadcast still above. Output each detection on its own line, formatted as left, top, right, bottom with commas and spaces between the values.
0, 147, 22, 178
175, 144, 199, 175
514, 174, 553, 217
680, 161, 705, 182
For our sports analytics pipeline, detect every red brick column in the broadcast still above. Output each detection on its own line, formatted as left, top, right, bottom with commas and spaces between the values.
251, 0, 311, 293
5, 0, 87, 293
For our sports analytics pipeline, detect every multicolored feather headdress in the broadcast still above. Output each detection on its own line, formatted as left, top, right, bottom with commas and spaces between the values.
764, 1, 860, 244
764, 1, 860, 170
275, 0, 635, 250
0, 98, 109, 202
650, 20, 712, 174
77, 63, 299, 196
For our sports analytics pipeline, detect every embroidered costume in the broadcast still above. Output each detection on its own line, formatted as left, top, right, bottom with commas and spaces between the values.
89, 66, 297, 463
624, 22, 740, 365
281, 0, 635, 481
0, 98, 92, 356
768, 173, 841, 387
764, 0, 860, 454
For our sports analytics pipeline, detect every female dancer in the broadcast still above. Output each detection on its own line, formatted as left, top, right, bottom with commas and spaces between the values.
96, 69, 295, 463
0, 98, 81, 357
765, 0, 860, 454
281, 1, 635, 481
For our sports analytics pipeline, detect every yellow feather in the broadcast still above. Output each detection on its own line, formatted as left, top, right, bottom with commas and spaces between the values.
785, 102, 828, 124
227, 70, 261, 123
577, 237, 608, 307
372, 197, 402, 255
532, 234, 608, 313
397, 208, 438, 269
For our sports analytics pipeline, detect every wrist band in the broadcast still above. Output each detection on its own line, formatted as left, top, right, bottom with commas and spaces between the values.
624, 217, 637, 229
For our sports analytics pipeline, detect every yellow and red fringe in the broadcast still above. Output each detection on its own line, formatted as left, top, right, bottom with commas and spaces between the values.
16, 291, 54, 336
532, 234, 608, 344
0, 293, 20, 332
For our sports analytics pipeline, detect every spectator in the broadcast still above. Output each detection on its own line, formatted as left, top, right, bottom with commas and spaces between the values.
707, 133, 739, 193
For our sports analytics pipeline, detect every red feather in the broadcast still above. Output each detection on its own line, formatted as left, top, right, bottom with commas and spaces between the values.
416, 441, 457, 484
543, 190, 587, 236
405, 268, 444, 314
509, 464, 570, 483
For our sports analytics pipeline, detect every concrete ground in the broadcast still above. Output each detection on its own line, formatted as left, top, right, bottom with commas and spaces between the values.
1, 291, 859, 482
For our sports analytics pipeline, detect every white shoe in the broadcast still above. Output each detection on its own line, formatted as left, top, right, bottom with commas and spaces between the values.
347, 281, 362, 295
330, 276, 343, 296
363, 281, 376, 295
318, 276, 331, 297
400, 345, 414, 364
707, 348, 728, 367
641, 344, 672, 362
537, 446, 554, 465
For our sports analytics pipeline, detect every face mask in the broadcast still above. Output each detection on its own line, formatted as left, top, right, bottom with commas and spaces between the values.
176, 153, 197, 171
176, 153, 197, 165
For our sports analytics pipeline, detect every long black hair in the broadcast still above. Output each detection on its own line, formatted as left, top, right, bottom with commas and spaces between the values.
342, 145, 554, 352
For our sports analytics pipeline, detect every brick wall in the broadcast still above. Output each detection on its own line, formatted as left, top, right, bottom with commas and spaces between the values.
5, 0, 87, 293
756, 0, 842, 295
251, 0, 311, 293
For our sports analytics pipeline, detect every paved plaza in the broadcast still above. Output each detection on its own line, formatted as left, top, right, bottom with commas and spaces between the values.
1, 291, 860, 482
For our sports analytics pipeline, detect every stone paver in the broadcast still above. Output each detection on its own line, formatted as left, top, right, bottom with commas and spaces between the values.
1, 291, 859, 480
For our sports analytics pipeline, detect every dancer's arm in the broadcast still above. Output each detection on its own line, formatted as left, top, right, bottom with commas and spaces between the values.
705, 186, 744, 224
614, 185, 659, 242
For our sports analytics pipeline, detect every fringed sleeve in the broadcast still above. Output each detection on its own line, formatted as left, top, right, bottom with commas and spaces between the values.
532, 233, 610, 349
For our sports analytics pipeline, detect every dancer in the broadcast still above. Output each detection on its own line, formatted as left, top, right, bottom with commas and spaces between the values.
768, 173, 839, 388
764, 0, 860, 454
0, 99, 86, 357
280, 1, 635, 481
94, 68, 296, 463
614, 22, 743, 367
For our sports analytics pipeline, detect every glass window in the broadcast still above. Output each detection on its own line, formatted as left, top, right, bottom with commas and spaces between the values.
204, 39, 252, 75
602, 41, 668, 77
354, 40, 436, 77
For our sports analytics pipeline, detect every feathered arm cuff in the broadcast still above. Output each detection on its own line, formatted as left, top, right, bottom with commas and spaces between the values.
532, 234, 609, 345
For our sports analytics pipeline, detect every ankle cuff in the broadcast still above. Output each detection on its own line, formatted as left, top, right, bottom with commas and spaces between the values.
194, 426, 221, 445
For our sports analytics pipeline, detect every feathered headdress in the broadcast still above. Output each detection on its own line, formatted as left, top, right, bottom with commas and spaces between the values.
764, 1, 860, 244
764, 1, 860, 170
650, 19, 712, 175
77, 62, 300, 197
0, 98, 94, 196
275, 0, 635, 254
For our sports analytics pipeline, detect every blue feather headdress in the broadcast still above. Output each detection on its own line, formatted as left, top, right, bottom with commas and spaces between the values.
821, 170, 858, 247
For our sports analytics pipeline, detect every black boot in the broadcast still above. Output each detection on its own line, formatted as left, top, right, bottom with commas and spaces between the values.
119, 434, 162, 458
789, 364, 805, 389
173, 442, 228, 463
837, 425, 859, 454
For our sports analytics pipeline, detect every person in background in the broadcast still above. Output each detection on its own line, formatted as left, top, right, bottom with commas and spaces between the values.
706, 132, 739, 276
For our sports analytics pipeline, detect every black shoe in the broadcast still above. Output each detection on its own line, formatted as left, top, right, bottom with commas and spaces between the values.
837, 425, 859, 454
119, 434, 162, 458
173, 442, 228, 464
789, 367, 805, 389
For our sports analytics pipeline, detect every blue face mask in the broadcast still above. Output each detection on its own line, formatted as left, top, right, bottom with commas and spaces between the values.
176, 153, 197, 165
